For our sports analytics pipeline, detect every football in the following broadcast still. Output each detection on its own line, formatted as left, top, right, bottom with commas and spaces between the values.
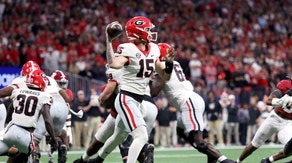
107, 21, 123, 39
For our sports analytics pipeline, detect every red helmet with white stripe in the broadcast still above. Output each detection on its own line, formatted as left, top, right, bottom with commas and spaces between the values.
125, 16, 157, 42
21, 60, 40, 76
26, 69, 47, 91
51, 70, 68, 89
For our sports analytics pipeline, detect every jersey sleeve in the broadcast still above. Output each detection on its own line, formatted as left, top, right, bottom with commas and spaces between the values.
10, 89, 19, 100
115, 43, 132, 58
41, 92, 54, 106
106, 68, 121, 83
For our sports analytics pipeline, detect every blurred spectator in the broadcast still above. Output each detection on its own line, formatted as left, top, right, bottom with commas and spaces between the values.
85, 89, 102, 147
169, 106, 178, 147
246, 94, 261, 145
58, 46, 69, 72
188, 52, 202, 84
91, 55, 107, 82
205, 90, 224, 147
41, 47, 60, 74
154, 96, 171, 148
238, 103, 250, 146
71, 90, 90, 150
202, 59, 217, 91
226, 94, 240, 146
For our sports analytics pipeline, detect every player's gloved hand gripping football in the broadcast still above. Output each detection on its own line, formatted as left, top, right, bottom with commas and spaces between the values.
106, 21, 123, 42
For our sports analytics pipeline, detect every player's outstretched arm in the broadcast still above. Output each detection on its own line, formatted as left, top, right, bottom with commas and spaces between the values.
0, 86, 14, 98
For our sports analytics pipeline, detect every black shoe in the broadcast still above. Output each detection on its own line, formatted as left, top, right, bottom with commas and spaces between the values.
261, 158, 271, 163
58, 144, 67, 163
145, 144, 155, 163
221, 159, 236, 163
31, 151, 41, 163
73, 157, 88, 163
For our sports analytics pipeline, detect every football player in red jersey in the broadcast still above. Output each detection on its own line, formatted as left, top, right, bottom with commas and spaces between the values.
236, 77, 292, 163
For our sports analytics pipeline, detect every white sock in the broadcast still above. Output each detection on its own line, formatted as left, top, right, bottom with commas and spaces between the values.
82, 152, 89, 161
127, 126, 148, 163
218, 155, 227, 162
236, 159, 241, 163
269, 156, 274, 162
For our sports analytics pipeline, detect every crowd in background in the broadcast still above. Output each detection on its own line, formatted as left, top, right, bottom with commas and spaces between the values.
1, 0, 292, 149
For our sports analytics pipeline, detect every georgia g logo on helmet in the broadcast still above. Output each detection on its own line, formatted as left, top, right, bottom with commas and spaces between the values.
135, 20, 144, 26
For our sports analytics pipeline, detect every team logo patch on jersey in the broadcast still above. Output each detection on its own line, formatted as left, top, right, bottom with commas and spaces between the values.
136, 53, 141, 58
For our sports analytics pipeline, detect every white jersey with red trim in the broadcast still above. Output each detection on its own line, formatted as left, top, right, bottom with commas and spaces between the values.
46, 76, 65, 102
106, 67, 122, 94
10, 76, 27, 89
162, 60, 194, 110
10, 88, 53, 128
115, 42, 160, 95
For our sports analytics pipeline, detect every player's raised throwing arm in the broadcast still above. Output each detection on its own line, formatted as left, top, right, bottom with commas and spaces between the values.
105, 21, 126, 69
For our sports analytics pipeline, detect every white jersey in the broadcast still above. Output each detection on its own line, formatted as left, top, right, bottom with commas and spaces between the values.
10, 88, 53, 128
162, 61, 195, 110
116, 42, 160, 95
46, 76, 65, 102
106, 67, 122, 94
10, 76, 27, 89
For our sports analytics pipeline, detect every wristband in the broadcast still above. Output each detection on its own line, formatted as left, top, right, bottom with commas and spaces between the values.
165, 61, 173, 74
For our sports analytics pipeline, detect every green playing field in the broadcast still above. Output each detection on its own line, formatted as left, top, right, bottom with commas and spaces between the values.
0, 145, 291, 163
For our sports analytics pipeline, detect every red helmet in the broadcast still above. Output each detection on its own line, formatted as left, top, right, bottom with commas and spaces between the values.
21, 61, 40, 76
125, 16, 157, 42
158, 43, 171, 61
276, 79, 292, 93
51, 70, 68, 89
26, 69, 47, 91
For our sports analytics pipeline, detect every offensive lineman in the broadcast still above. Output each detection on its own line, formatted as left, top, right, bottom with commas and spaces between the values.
0, 69, 57, 162
150, 43, 235, 163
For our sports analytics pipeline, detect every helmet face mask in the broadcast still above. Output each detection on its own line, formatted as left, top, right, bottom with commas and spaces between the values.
125, 16, 157, 42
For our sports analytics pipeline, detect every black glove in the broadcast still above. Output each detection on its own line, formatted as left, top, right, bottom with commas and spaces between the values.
287, 88, 292, 96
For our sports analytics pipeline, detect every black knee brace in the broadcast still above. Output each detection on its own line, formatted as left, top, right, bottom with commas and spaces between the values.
284, 138, 292, 155
187, 130, 209, 153
177, 127, 187, 140
119, 135, 133, 158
